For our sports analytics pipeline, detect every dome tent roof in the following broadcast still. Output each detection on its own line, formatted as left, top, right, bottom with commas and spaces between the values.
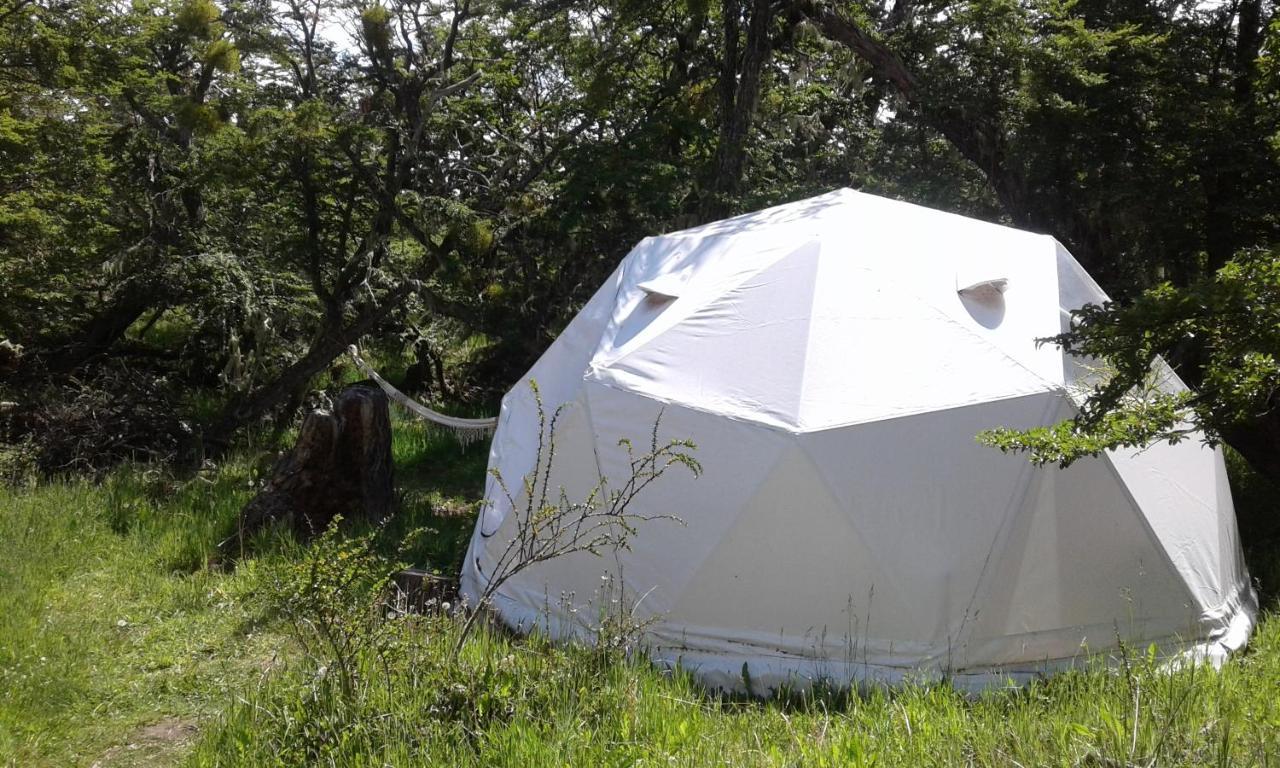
461, 189, 1255, 692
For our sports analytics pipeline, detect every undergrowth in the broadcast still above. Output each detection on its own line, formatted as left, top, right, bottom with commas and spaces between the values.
0, 455, 277, 766
187, 618, 1280, 767
3, 419, 1280, 766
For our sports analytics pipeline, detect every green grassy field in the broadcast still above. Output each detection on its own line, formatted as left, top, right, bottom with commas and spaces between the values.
3, 422, 1280, 766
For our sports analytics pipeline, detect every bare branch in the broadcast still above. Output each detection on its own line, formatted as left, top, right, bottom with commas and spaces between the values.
456, 383, 700, 653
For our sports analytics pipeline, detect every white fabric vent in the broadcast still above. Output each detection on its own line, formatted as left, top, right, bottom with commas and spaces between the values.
957, 276, 1009, 298
637, 272, 688, 299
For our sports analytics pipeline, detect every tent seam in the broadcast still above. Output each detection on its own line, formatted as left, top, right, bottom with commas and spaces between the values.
1098, 448, 1205, 614
588, 372, 1062, 436
950, 392, 1064, 664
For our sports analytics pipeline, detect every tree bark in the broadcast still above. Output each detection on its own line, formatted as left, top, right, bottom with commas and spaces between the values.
333, 383, 395, 524
1223, 412, 1280, 494
41, 283, 158, 373
230, 381, 394, 546
701, 0, 774, 221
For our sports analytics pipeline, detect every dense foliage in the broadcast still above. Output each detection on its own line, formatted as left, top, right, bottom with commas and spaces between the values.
983, 246, 1280, 476
1, 0, 1278, 482
3, 3, 1280, 763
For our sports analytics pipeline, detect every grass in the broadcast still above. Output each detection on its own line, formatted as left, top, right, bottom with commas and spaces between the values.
0, 459, 279, 766
2, 419, 1280, 766
186, 612, 1280, 767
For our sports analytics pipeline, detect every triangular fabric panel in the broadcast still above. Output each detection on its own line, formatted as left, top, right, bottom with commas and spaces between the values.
580, 381, 792, 617
960, 398, 1199, 671
1053, 239, 1111, 391
799, 393, 1055, 649
594, 242, 822, 430
819, 192, 1065, 387
1104, 440, 1247, 614
794, 241, 1058, 430
666, 442, 917, 662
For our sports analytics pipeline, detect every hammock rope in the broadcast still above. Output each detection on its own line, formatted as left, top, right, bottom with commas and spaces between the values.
347, 345, 497, 447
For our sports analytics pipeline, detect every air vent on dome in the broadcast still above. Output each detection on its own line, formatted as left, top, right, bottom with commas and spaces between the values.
957, 277, 1009, 299
956, 271, 1008, 329
637, 272, 687, 300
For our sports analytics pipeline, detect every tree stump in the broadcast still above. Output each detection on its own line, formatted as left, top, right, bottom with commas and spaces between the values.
231, 381, 394, 546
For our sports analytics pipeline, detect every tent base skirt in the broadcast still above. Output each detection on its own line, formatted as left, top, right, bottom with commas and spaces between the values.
474, 581, 1257, 696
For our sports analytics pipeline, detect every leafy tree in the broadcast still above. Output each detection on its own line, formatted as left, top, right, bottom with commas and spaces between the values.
4, 0, 1277, 485
796, 0, 1280, 484
982, 246, 1280, 481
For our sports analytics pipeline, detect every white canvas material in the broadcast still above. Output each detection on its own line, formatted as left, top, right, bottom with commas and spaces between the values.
459, 189, 1256, 692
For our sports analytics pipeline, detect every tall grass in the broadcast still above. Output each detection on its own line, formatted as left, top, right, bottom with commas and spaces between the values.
0, 459, 284, 766
3, 421, 1280, 766
188, 608, 1280, 767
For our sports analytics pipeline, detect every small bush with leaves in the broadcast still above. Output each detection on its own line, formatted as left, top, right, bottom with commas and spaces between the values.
270, 518, 421, 698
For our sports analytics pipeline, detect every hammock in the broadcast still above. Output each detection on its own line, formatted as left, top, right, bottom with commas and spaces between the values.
347, 345, 497, 447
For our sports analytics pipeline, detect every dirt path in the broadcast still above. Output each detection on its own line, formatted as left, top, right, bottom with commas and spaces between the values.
89, 717, 198, 768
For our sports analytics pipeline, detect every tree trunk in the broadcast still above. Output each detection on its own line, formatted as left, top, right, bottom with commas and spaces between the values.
229, 382, 394, 547
197, 281, 417, 460
41, 284, 157, 373
702, 0, 774, 221
333, 383, 395, 524
1223, 412, 1280, 494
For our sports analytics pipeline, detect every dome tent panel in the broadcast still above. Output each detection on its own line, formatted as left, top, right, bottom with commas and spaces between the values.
578, 381, 794, 618
1105, 435, 1250, 615
461, 189, 1256, 693
594, 241, 822, 430
812, 191, 1065, 387
592, 203, 836, 366
796, 392, 1057, 651
790, 244, 1059, 429
663, 441, 920, 648
957, 398, 1200, 672
1054, 238, 1109, 324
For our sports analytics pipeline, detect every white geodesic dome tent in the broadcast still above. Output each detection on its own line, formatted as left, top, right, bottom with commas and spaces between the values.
459, 189, 1256, 691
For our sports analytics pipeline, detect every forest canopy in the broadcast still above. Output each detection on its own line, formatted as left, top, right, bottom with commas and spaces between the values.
1, 0, 1277, 484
